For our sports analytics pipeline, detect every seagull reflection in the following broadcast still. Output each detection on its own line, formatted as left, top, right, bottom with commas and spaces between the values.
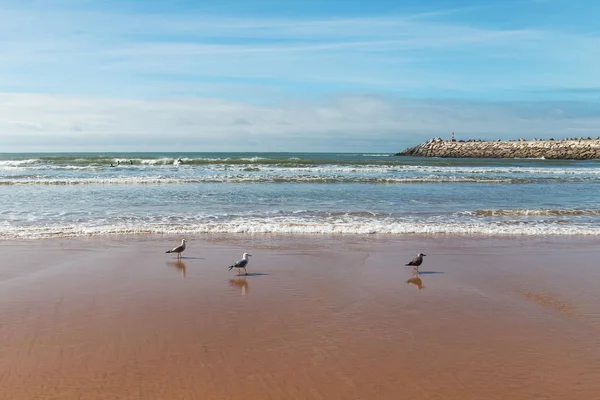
168, 260, 187, 278
406, 273, 424, 290
229, 277, 249, 295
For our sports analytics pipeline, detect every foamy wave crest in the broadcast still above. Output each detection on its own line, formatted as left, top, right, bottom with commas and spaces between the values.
467, 208, 600, 217
0, 177, 199, 185
140, 158, 181, 165
404, 166, 600, 175
0, 159, 40, 168
3, 220, 600, 239
0, 175, 523, 185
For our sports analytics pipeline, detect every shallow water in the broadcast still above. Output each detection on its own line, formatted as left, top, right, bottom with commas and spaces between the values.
2, 152, 600, 238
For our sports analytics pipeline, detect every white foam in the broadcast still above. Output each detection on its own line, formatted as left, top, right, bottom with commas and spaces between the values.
139, 158, 178, 165
0, 159, 39, 166
3, 160, 600, 181
236, 157, 270, 162
466, 208, 600, 217
3, 219, 600, 239
0, 159, 40, 170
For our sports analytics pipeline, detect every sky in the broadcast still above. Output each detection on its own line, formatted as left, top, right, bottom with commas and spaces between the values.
1, 0, 599, 152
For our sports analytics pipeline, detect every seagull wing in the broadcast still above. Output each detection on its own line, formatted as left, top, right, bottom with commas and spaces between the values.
229, 259, 248, 270
405, 256, 421, 266
167, 243, 185, 253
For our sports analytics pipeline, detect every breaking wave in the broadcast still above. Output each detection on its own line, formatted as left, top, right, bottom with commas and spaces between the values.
468, 208, 600, 217
0, 176, 525, 185
3, 219, 600, 239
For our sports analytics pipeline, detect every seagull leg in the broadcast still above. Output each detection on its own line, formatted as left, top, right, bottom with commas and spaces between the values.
244, 267, 248, 276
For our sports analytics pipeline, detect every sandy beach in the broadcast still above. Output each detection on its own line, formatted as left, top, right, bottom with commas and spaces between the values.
1, 234, 600, 399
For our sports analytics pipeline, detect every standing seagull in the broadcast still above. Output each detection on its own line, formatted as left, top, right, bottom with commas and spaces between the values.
166, 239, 186, 259
229, 253, 252, 275
405, 253, 426, 272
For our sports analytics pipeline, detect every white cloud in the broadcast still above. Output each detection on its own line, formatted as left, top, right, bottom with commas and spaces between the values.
0, 5, 579, 95
1, 93, 599, 152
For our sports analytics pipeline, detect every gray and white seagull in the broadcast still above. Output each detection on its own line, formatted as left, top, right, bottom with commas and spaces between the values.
229, 252, 252, 275
165, 239, 186, 259
405, 253, 426, 272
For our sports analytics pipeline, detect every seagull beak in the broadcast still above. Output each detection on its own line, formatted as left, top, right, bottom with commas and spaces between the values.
248, 254, 252, 257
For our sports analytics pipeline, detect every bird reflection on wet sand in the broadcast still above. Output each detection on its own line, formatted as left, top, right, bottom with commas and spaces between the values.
406, 273, 424, 290
168, 260, 187, 278
229, 277, 249, 295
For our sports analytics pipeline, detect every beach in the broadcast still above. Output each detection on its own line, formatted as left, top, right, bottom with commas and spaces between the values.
2, 234, 600, 399
3, 0, 600, 397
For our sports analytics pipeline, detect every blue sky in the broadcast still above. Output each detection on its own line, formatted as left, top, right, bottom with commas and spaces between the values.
1, 0, 599, 151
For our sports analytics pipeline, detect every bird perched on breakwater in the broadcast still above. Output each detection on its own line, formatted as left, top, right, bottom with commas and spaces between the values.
166, 239, 186, 258
405, 253, 426, 272
229, 253, 252, 275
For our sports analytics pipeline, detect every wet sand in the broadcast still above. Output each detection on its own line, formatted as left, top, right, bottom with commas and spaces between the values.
1, 235, 600, 399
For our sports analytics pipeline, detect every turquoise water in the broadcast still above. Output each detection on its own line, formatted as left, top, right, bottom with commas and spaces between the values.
2, 152, 600, 238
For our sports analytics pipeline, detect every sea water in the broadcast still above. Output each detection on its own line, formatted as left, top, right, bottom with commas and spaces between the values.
1, 152, 600, 238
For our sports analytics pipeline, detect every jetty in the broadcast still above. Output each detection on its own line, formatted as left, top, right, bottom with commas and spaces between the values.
395, 137, 600, 160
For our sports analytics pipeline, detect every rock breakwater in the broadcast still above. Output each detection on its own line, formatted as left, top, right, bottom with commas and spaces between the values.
396, 138, 600, 160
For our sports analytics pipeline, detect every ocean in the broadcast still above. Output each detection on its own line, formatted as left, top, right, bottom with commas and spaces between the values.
2, 152, 600, 239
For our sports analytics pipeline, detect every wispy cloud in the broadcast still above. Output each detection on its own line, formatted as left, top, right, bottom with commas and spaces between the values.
526, 87, 600, 94
0, 3, 584, 98
1, 93, 599, 152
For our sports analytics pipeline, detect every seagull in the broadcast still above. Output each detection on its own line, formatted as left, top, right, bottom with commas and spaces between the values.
166, 239, 186, 259
229, 252, 252, 275
405, 253, 426, 272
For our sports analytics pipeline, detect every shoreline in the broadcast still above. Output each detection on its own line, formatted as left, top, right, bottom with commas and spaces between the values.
2, 235, 600, 398
4, 222, 600, 240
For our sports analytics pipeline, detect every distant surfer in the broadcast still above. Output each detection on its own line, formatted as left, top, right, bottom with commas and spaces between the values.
110, 163, 114, 167
129, 160, 133, 165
